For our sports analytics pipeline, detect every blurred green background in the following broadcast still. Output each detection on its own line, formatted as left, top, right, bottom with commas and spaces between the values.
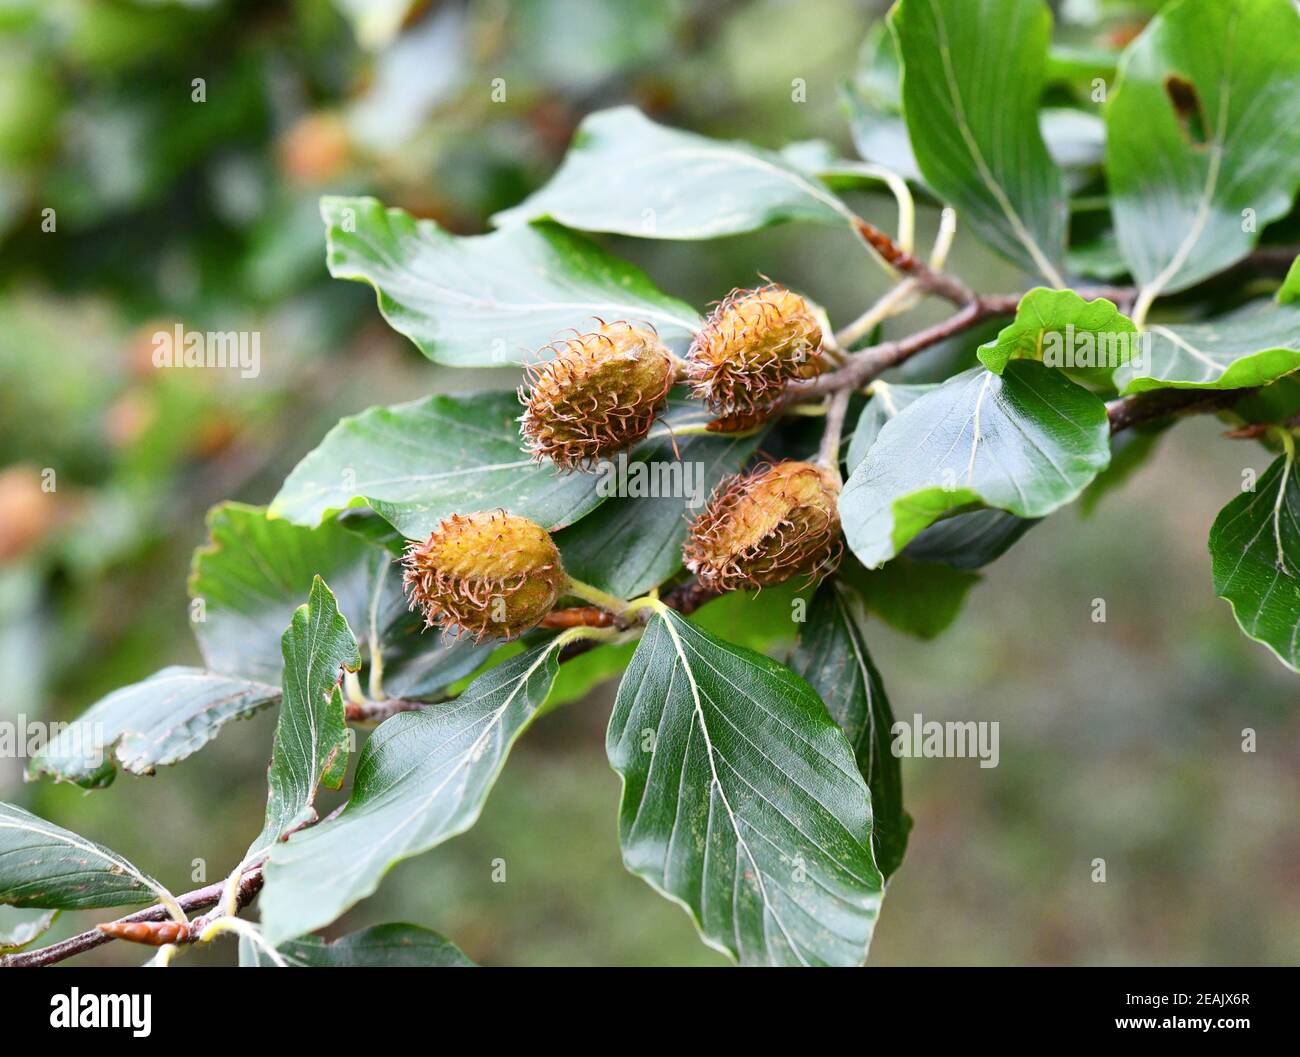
1, 0, 1296, 966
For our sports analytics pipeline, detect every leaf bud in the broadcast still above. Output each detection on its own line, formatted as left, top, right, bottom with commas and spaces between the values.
97, 920, 191, 946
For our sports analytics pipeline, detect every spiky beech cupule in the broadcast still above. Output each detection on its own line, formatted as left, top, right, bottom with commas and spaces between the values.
686, 284, 824, 419
683, 460, 842, 591
520, 322, 675, 471
403, 511, 566, 640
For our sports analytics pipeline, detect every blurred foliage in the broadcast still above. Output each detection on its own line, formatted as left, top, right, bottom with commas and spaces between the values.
0, 0, 1296, 965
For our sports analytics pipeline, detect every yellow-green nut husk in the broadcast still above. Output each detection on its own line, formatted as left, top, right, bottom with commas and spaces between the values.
520, 321, 675, 470
686, 284, 824, 418
684, 460, 842, 591
402, 511, 566, 640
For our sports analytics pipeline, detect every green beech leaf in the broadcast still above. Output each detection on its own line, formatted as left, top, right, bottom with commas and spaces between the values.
847, 26, 1099, 193
844, 23, 923, 184
323, 194, 700, 365
902, 508, 1039, 569
493, 106, 856, 238
977, 288, 1138, 384
0, 907, 58, 952
840, 362, 1110, 569
889, 0, 1067, 282
1115, 298, 1300, 394
847, 381, 937, 473
608, 608, 883, 966
555, 402, 765, 598
1209, 449, 1300, 672
1280, 256, 1300, 303
191, 505, 478, 704
239, 923, 475, 967
790, 581, 910, 879
35, 511, 478, 789
28, 667, 279, 789
190, 503, 369, 684
259, 640, 564, 946
246, 577, 360, 863
846, 381, 1038, 570
1067, 228, 1129, 282
269, 391, 609, 540
839, 555, 980, 641
1106, 0, 1300, 302
1232, 378, 1300, 432
0, 802, 174, 911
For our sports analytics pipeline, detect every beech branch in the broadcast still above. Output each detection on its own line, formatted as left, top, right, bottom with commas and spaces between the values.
1105, 388, 1255, 433
0, 867, 264, 969
345, 696, 430, 723
548, 289, 1271, 640
794, 294, 1018, 401
852, 217, 975, 306
11, 244, 1285, 970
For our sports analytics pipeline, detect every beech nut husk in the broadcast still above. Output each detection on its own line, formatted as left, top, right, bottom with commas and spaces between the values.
686, 284, 824, 420
520, 321, 675, 471
683, 460, 842, 591
403, 511, 566, 640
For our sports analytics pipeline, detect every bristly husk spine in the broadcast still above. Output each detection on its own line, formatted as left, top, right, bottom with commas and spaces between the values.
683, 460, 842, 591
402, 511, 567, 641
519, 321, 675, 471
686, 283, 824, 423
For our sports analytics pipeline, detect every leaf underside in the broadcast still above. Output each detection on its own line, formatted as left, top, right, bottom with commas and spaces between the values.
1106, 0, 1300, 297
493, 106, 852, 238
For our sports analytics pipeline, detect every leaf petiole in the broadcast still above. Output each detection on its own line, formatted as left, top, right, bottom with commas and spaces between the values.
564, 576, 632, 616
198, 917, 286, 967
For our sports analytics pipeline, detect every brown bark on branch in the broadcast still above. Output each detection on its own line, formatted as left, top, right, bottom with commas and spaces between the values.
792, 296, 1018, 401
345, 696, 431, 723
540, 606, 621, 629
0, 866, 264, 968
851, 216, 975, 306
1105, 388, 1255, 433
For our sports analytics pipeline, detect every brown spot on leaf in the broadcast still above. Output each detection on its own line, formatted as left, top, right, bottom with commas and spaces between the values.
1164, 75, 1208, 146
